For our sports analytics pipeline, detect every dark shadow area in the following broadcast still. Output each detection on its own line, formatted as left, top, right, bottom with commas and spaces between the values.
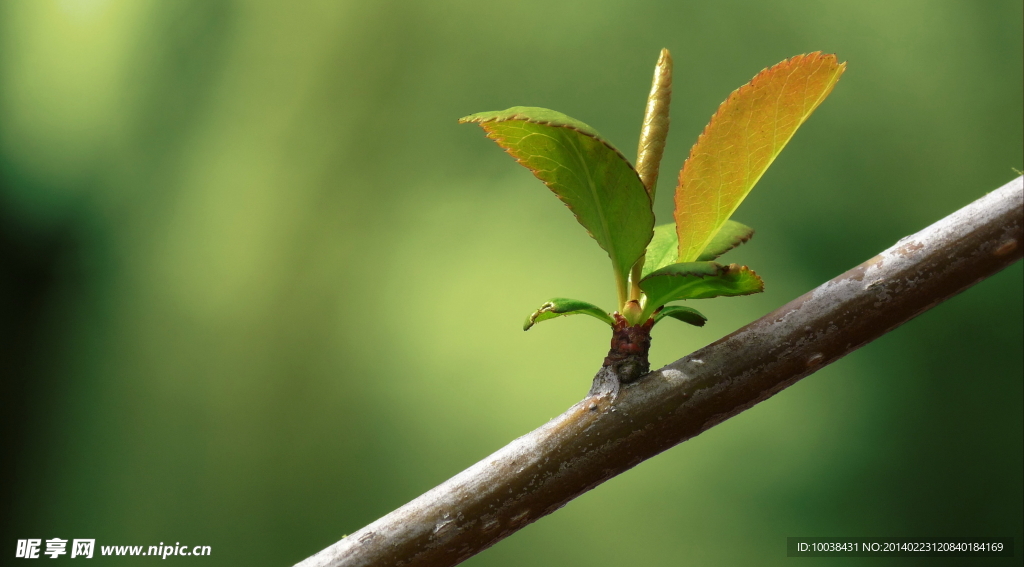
0, 166, 85, 541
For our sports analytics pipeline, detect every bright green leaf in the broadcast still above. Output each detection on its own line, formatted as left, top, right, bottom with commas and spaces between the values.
523, 298, 614, 331
639, 261, 763, 320
653, 305, 707, 326
675, 53, 845, 262
697, 220, 754, 261
644, 220, 754, 276
461, 107, 654, 304
641, 223, 679, 278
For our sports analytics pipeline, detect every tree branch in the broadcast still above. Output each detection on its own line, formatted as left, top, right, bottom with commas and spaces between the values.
296, 177, 1023, 567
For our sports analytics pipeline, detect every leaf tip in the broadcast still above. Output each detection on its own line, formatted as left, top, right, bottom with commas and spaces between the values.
726, 263, 765, 294
523, 301, 555, 331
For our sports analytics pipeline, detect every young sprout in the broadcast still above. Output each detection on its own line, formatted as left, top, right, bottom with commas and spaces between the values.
461, 51, 845, 387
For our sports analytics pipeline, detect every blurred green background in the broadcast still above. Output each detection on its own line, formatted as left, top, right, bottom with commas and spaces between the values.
1, 0, 1021, 565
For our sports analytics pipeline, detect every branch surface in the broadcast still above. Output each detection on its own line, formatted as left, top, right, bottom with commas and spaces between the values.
296, 177, 1023, 567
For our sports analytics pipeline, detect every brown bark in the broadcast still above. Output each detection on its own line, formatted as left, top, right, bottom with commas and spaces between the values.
295, 176, 1023, 567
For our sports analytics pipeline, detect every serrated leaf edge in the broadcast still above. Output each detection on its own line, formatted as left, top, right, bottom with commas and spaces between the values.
460, 112, 645, 194
463, 110, 655, 304
639, 262, 764, 320
697, 221, 755, 262
676, 52, 845, 262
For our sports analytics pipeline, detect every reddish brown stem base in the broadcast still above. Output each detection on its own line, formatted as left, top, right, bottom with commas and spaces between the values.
589, 314, 654, 395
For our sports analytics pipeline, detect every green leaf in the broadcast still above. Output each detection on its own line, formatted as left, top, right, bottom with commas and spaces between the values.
639, 261, 763, 320
523, 298, 614, 331
461, 107, 654, 304
641, 223, 679, 278
643, 220, 753, 278
697, 220, 754, 261
653, 305, 707, 326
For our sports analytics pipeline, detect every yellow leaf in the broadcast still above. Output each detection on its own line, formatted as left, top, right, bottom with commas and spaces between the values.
675, 52, 846, 262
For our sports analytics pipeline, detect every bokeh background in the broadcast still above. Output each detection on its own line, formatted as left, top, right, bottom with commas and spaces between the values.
2, 1, 1021, 565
